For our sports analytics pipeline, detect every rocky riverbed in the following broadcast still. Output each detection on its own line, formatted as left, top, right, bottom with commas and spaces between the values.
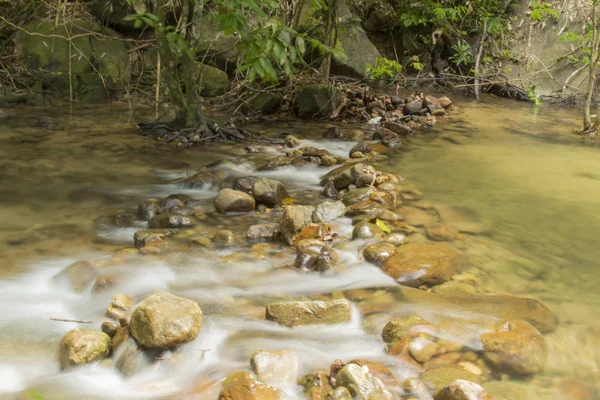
0, 99, 598, 400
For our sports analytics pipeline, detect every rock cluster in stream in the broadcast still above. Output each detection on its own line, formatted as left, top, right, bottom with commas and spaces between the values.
54, 102, 566, 399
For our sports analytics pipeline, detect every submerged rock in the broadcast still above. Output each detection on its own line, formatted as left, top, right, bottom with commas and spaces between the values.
214, 189, 256, 213
382, 315, 435, 343
59, 329, 111, 369
53, 260, 97, 292
395, 206, 438, 226
422, 366, 481, 394
381, 243, 464, 287
362, 242, 397, 265
266, 300, 352, 327
250, 350, 298, 386
480, 320, 547, 376
130, 292, 202, 349
434, 380, 490, 400
107, 293, 134, 321
335, 363, 393, 400
212, 230, 236, 247
133, 229, 171, 249
426, 224, 459, 241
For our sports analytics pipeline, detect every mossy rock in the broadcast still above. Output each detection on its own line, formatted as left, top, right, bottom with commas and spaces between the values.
295, 84, 342, 119
196, 63, 229, 97
195, 18, 240, 73
15, 19, 130, 101
245, 92, 282, 115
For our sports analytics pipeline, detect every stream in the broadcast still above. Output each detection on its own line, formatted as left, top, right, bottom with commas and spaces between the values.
0, 97, 598, 400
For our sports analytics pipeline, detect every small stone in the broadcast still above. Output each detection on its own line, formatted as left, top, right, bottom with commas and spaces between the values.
250, 350, 298, 386
158, 197, 185, 213
434, 380, 490, 400
352, 220, 384, 240
315, 246, 339, 271
133, 229, 171, 249
312, 200, 347, 223
148, 214, 196, 229
335, 363, 393, 400
211, 230, 235, 247
383, 121, 413, 136
349, 142, 373, 158
284, 135, 301, 147
130, 291, 202, 349
60, 329, 111, 369
350, 151, 364, 158
422, 366, 481, 394
382, 315, 435, 343
101, 321, 119, 337
343, 187, 377, 206
137, 201, 159, 221
111, 326, 131, 352
409, 337, 441, 363
107, 293, 133, 320
214, 189, 256, 213
266, 300, 352, 327
247, 223, 281, 242
300, 371, 332, 400
362, 242, 396, 265
233, 176, 259, 193
38, 116, 53, 128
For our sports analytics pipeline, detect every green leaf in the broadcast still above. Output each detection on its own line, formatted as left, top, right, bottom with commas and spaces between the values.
375, 219, 391, 234
134, 19, 143, 29
296, 36, 306, 56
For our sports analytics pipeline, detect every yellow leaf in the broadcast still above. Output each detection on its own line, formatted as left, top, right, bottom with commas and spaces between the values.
375, 218, 391, 234
282, 197, 296, 205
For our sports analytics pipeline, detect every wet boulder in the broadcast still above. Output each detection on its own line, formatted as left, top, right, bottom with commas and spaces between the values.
247, 223, 281, 242
361, 242, 397, 265
346, 200, 387, 217
148, 214, 195, 229
335, 363, 393, 400
219, 376, 280, 400
480, 320, 547, 376
328, 387, 353, 399
214, 189, 256, 213
130, 291, 202, 349
251, 178, 289, 207
233, 176, 259, 193
319, 163, 367, 190
59, 329, 111, 369
295, 84, 343, 119
284, 135, 302, 147
434, 380, 491, 400
383, 121, 414, 137
266, 300, 352, 327
352, 220, 385, 240
349, 142, 373, 158
250, 350, 298, 386
246, 92, 283, 115
177, 170, 215, 188
196, 63, 229, 97
381, 243, 464, 287
312, 200, 347, 223
280, 205, 315, 245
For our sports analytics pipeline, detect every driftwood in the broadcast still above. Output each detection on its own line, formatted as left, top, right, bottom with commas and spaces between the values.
50, 318, 94, 324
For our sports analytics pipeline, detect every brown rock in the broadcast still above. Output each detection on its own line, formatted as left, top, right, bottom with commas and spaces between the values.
280, 205, 316, 245
434, 380, 491, 400
395, 207, 438, 226
362, 242, 397, 265
300, 371, 332, 400
59, 329, 111, 369
214, 189, 256, 213
381, 243, 464, 287
219, 377, 280, 400
480, 320, 547, 376
382, 315, 435, 343
426, 224, 459, 241
422, 366, 481, 394
266, 300, 352, 327
250, 350, 298, 386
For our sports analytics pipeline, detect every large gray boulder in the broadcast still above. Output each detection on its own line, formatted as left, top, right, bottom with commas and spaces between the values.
60, 329, 111, 369
295, 84, 342, 119
129, 292, 202, 349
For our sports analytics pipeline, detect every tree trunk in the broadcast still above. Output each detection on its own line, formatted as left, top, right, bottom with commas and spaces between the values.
320, 0, 338, 81
583, 0, 600, 133
154, 0, 203, 128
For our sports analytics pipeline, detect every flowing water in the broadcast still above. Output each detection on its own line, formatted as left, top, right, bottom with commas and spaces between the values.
0, 98, 598, 400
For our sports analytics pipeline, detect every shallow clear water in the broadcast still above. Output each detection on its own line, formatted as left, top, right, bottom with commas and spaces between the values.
0, 99, 598, 400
